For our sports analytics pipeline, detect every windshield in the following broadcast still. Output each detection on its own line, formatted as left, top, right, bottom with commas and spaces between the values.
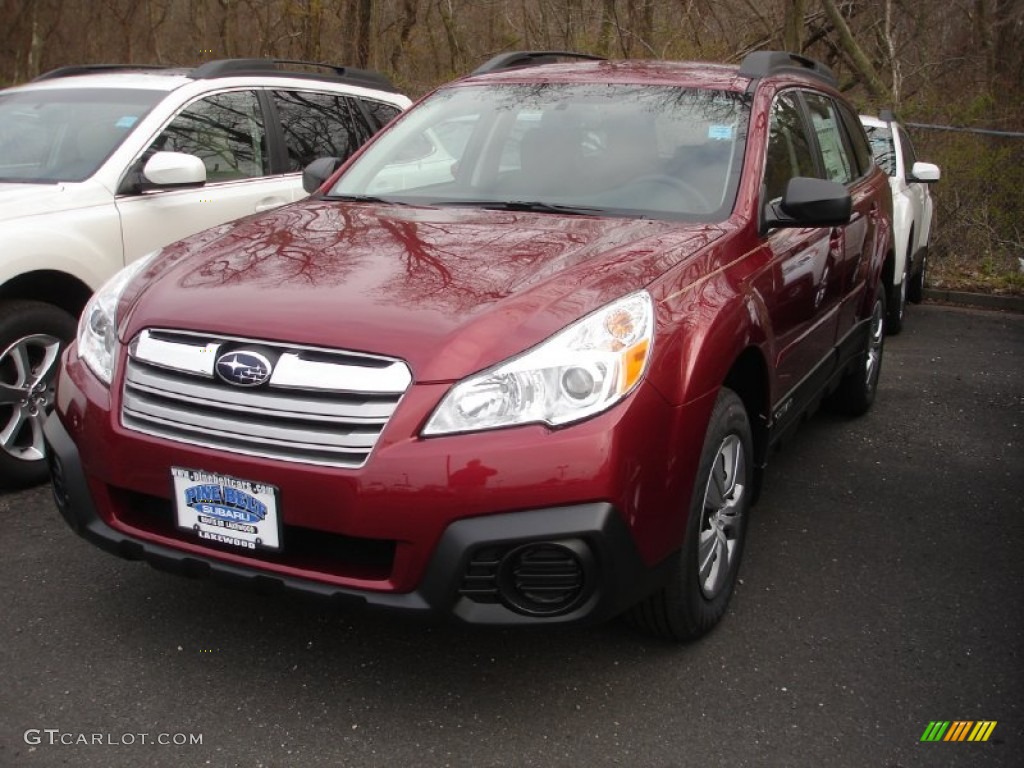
331, 83, 749, 222
0, 88, 163, 183
863, 124, 897, 176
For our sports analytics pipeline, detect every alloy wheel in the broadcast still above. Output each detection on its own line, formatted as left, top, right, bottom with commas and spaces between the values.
865, 298, 885, 393
0, 333, 64, 462
697, 433, 746, 600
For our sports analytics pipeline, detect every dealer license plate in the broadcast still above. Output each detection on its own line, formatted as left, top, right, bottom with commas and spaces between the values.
172, 467, 281, 552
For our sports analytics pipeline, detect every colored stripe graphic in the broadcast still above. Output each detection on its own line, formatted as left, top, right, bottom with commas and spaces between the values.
969, 722, 998, 742
921, 722, 950, 742
920, 720, 997, 742
945, 721, 972, 741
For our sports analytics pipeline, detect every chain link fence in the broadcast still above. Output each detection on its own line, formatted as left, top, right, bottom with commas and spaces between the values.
911, 124, 1024, 295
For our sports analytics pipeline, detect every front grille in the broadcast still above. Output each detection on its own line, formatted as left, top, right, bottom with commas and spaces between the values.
121, 329, 412, 468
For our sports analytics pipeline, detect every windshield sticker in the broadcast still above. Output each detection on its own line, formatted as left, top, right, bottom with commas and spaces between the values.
115, 116, 138, 129
708, 124, 734, 141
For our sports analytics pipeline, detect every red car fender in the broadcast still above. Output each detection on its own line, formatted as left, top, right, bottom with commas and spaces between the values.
647, 240, 773, 412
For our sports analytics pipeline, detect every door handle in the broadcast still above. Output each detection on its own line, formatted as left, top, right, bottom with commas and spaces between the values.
255, 198, 286, 212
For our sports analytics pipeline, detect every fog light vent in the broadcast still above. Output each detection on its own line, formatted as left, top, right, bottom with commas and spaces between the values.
458, 546, 504, 603
497, 541, 591, 616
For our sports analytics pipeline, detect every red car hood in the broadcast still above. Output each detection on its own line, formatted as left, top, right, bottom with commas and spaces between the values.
123, 201, 724, 382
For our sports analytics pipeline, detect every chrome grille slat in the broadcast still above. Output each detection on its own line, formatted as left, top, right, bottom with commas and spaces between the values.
121, 408, 373, 456
122, 393, 380, 450
121, 329, 412, 468
126, 364, 396, 422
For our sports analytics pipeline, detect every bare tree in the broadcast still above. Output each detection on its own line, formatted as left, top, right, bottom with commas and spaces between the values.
819, 0, 889, 99
783, 0, 805, 51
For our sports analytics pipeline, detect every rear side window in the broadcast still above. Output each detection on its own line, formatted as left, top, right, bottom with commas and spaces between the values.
362, 99, 402, 131
272, 90, 369, 172
863, 124, 896, 176
897, 126, 918, 175
763, 91, 818, 202
150, 91, 269, 181
803, 93, 854, 184
836, 103, 873, 177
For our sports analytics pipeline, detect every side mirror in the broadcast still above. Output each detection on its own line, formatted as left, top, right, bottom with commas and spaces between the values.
141, 151, 206, 188
909, 161, 940, 184
303, 157, 343, 194
764, 177, 852, 231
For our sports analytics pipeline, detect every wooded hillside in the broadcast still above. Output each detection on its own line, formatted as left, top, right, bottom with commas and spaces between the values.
2, 0, 1021, 291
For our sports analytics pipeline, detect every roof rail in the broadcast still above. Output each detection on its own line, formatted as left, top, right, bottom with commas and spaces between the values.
188, 58, 399, 93
32, 64, 170, 81
738, 51, 837, 86
471, 51, 605, 76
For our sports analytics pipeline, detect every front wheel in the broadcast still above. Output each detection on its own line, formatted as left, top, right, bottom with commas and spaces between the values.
627, 388, 753, 641
0, 301, 77, 488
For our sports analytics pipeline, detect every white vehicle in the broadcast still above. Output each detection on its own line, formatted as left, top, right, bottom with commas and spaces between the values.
860, 111, 940, 333
0, 59, 410, 485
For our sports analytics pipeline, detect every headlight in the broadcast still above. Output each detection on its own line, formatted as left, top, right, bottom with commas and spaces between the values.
78, 252, 157, 385
423, 291, 654, 435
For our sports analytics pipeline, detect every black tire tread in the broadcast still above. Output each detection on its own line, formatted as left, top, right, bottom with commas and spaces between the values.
826, 289, 885, 418
627, 388, 752, 642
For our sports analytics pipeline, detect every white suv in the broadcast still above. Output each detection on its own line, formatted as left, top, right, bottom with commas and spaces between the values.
860, 111, 940, 333
0, 59, 410, 485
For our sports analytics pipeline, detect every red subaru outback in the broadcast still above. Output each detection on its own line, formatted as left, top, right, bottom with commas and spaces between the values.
45, 51, 892, 640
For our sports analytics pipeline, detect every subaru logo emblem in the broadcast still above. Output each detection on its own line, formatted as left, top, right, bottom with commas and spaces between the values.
215, 350, 273, 387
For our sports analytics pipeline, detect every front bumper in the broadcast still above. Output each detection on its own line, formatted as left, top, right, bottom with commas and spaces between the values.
48, 405, 675, 626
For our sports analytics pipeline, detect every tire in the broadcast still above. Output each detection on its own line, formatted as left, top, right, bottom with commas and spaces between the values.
826, 289, 885, 418
628, 388, 753, 641
0, 301, 77, 488
907, 250, 927, 304
887, 247, 909, 335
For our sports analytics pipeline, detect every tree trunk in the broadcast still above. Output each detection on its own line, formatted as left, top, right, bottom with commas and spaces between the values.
436, 0, 461, 74
783, 0, 805, 52
820, 0, 890, 99
355, 0, 372, 68
598, 0, 621, 56
390, 0, 417, 72
27, 3, 43, 79
993, 0, 1024, 83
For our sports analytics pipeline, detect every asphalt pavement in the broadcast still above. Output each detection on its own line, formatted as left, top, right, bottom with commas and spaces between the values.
1, 302, 1021, 768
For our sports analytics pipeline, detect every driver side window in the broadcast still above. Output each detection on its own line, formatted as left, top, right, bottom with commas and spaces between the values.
763, 91, 817, 202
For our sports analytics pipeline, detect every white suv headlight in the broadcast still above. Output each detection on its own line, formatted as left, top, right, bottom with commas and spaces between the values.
78, 252, 157, 385
423, 291, 654, 435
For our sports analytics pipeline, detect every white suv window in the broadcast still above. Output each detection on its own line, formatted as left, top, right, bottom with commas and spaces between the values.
272, 90, 368, 172
149, 91, 269, 181
0, 88, 162, 182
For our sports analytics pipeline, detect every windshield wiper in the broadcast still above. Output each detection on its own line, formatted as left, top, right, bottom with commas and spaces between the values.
326, 193, 411, 205
436, 200, 606, 216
